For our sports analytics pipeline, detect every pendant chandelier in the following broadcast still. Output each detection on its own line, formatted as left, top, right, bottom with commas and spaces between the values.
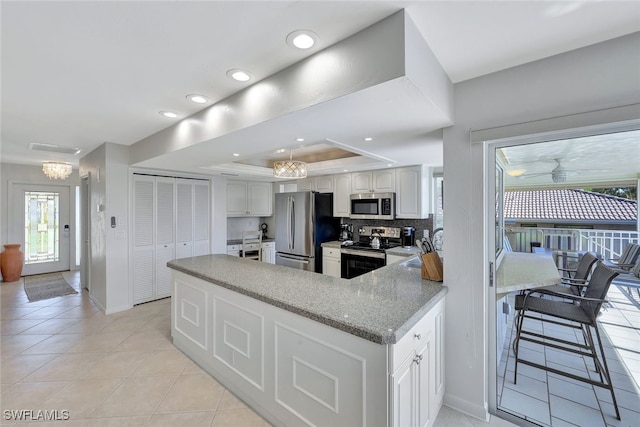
42, 161, 73, 180
273, 150, 307, 179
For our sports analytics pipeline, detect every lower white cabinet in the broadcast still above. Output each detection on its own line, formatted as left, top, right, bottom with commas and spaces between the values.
261, 242, 275, 264
322, 247, 341, 278
227, 244, 241, 257
171, 270, 445, 427
390, 298, 445, 427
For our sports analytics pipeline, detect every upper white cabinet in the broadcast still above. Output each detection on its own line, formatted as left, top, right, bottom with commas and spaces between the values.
227, 180, 273, 217
315, 176, 334, 193
352, 170, 396, 193
296, 176, 333, 193
133, 174, 210, 305
296, 178, 314, 192
333, 173, 352, 217
395, 166, 432, 219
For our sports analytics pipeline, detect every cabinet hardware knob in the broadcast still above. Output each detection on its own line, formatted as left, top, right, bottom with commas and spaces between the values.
414, 355, 421, 365
414, 333, 421, 340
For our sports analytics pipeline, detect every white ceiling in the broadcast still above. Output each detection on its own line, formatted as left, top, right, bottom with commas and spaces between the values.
500, 130, 640, 188
2, 1, 639, 180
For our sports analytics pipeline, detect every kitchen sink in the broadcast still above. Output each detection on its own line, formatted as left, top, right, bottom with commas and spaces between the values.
401, 257, 423, 269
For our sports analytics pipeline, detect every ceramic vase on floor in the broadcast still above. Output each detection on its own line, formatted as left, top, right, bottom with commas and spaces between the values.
1, 244, 24, 282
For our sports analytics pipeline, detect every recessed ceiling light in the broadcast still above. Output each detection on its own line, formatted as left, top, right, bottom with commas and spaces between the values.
227, 69, 252, 82
232, 153, 240, 157
276, 149, 286, 153
343, 169, 349, 172
296, 138, 305, 142
364, 137, 373, 141
286, 30, 318, 50
186, 94, 209, 104
160, 111, 179, 118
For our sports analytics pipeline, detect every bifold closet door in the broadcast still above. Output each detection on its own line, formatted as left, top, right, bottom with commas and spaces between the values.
155, 177, 175, 299
133, 176, 155, 303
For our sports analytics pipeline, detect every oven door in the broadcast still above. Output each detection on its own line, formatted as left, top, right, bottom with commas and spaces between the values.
341, 249, 386, 279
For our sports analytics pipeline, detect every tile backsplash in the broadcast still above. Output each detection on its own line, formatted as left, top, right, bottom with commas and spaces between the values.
346, 216, 434, 240
227, 217, 263, 240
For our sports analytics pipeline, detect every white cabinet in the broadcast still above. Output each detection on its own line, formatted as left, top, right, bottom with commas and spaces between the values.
262, 242, 275, 264
227, 244, 241, 257
172, 270, 389, 427
296, 178, 315, 192
315, 176, 334, 193
333, 174, 352, 217
296, 176, 333, 193
396, 165, 432, 219
352, 170, 395, 193
227, 180, 273, 216
390, 298, 445, 427
322, 247, 341, 278
133, 174, 209, 305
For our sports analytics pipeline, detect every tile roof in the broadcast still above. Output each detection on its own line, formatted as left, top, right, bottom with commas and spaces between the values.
504, 189, 637, 222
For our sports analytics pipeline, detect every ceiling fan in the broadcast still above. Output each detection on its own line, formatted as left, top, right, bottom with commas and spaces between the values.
515, 159, 609, 184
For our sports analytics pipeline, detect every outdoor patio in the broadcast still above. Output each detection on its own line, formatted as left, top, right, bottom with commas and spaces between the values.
497, 257, 640, 426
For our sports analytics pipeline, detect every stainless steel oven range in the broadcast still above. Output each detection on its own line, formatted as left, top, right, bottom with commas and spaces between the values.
341, 226, 401, 279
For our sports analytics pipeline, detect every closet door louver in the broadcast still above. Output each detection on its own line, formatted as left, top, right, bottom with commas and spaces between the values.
132, 175, 209, 304
133, 176, 155, 303
176, 179, 193, 259
155, 178, 175, 299
193, 181, 210, 256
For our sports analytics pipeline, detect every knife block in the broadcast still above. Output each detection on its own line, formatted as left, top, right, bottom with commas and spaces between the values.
421, 252, 443, 282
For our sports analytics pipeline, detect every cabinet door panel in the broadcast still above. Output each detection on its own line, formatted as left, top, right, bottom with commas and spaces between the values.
247, 182, 272, 216
213, 296, 265, 390
352, 172, 372, 193
374, 170, 395, 192
392, 355, 415, 427
416, 339, 432, 427
333, 174, 351, 217
227, 181, 248, 215
315, 176, 333, 193
275, 323, 365, 427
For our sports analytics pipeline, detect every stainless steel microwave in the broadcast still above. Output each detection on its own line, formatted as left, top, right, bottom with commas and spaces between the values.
349, 193, 395, 220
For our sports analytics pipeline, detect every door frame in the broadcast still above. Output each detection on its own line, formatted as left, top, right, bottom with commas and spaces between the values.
80, 173, 91, 291
475, 115, 640, 422
9, 181, 72, 276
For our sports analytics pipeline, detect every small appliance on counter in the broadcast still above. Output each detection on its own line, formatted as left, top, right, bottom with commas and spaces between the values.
339, 223, 353, 241
402, 226, 416, 248
260, 223, 269, 239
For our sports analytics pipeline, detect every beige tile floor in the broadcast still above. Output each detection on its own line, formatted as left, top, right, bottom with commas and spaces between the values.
1, 271, 512, 427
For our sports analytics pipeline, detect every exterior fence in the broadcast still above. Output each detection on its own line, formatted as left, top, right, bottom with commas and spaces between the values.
505, 227, 640, 260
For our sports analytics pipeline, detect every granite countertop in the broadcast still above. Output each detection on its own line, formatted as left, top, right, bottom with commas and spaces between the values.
227, 238, 275, 246
496, 252, 561, 299
168, 254, 447, 345
386, 246, 421, 257
321, 240, 343, 249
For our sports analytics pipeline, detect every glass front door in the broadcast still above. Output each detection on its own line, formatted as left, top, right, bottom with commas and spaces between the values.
10, 184, 70, 275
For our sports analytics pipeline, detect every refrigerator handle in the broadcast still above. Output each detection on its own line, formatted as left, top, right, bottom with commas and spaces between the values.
287, 196, 293, 250
291, 197, 295, 250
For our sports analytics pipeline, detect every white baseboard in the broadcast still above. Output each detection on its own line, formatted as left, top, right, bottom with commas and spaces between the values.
89, 294, 105, 313
443, 393, 489, 422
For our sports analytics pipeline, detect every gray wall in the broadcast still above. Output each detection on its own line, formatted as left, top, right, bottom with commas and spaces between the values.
442, 32, 640, 419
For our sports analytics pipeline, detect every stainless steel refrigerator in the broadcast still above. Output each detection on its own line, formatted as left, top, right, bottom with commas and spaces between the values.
275, 192, 340, 273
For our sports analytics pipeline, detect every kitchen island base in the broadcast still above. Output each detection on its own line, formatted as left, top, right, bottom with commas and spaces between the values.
171, 269, 445, 427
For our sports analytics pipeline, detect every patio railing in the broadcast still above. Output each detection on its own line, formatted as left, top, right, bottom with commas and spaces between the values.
505, 227, 639, 260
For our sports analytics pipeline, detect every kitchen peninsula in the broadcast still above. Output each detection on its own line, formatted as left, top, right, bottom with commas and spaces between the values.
168, 254, 447, 427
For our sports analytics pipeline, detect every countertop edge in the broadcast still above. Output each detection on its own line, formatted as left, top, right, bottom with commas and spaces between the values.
168, 257, 446, 345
